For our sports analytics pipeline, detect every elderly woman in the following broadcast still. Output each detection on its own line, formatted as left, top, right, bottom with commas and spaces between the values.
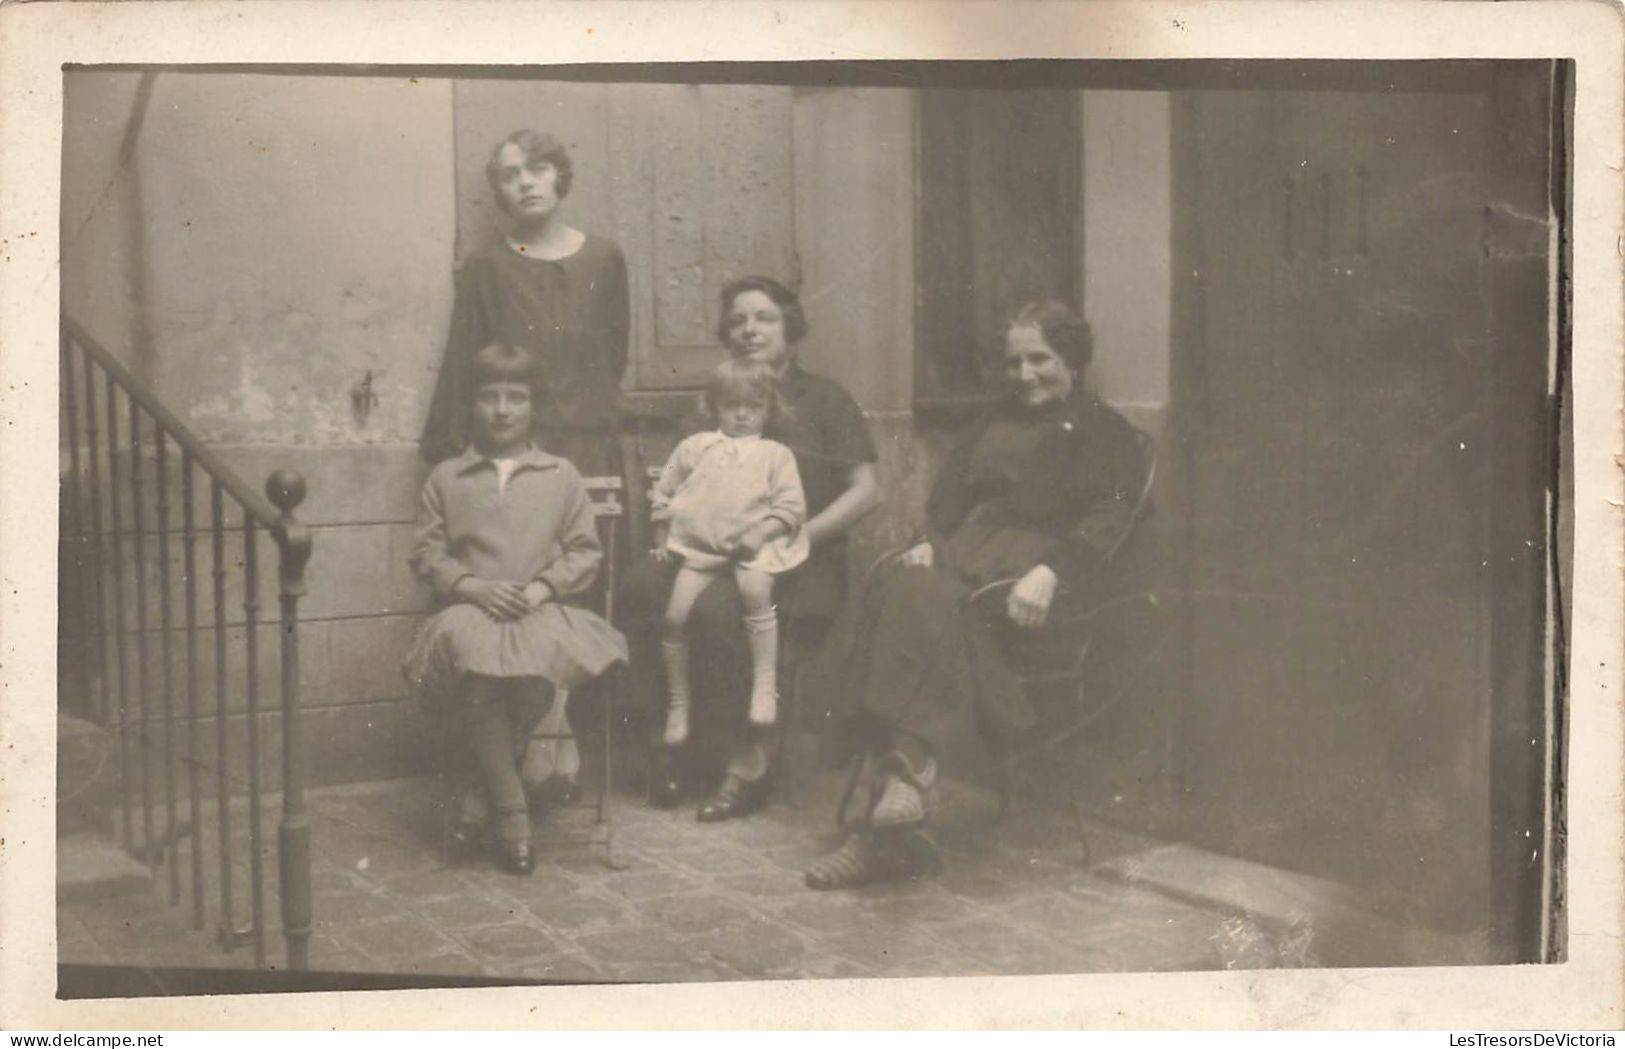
804, 299, 1147, 890
621, 276, 881, 820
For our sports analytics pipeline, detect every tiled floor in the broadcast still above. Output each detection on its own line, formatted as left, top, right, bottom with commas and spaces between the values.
59, 767, 1258, 985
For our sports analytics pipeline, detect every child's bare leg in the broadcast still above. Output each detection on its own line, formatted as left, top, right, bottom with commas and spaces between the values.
661, 565, 715, 745
735, 567, 779, 726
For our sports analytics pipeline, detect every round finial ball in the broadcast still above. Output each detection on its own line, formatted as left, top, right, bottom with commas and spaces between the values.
266, 469, 307, 513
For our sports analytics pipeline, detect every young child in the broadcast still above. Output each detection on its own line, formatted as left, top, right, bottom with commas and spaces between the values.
404, 343, 627, 875
651, 358, 809, 746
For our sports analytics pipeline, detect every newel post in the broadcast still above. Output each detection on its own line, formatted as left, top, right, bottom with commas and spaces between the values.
267, 469, 313, 972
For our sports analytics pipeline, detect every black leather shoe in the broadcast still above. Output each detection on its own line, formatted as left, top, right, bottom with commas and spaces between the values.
498, 840, 535, 876
648, 750, 685, 809
697, 772, 770, 823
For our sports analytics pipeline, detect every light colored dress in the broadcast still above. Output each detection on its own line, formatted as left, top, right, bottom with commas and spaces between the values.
651, 431, 810, 574
402, 445, 628, 709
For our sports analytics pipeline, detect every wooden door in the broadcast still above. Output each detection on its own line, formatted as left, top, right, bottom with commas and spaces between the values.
1171, 75, 1523, 931
454, 81, 795, 390
915, 90, 1080, 403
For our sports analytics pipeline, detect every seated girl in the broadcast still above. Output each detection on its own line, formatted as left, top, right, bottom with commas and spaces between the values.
404, 343, 627, 875
651, 358, 809, 748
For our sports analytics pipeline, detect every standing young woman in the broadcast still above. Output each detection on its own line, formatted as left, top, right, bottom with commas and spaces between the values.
420, 129, 631, 799
420, 128, 629, 475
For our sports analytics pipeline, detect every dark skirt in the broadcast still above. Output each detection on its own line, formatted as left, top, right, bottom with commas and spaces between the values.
814, 515, 1094, 758
616, 551, 837, 780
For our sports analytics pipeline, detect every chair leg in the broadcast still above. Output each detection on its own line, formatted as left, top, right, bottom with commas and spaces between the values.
1067, 792, 1093, 867
774, 654, 798, 808
435, 711, 457, 866
599, 666, 629, 870
437, 730, 450, 864
985, 733, 1013, 822
834, 751, 869, 830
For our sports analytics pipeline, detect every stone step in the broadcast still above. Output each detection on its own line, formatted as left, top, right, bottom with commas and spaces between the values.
58, 713, 119, 834
58, 831, 154, 905
1095, 842, 1494, 967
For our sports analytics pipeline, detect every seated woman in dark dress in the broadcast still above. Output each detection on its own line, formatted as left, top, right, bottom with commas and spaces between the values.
805, 299, 1148, 890
620, 276, 881, 821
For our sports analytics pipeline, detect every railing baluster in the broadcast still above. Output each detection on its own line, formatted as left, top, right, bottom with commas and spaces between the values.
105, 376, 132, 851
211, 480, 235, 944
602, 510, 617, 829
66, 317, 315, 971
156, 430, 179, 900
243, 515, 266, 968
182, 454, 205, 930
60, 331, 91, 721
129, 402, 154, 861
268, 472, 312, 971
83, 345, 109, 729
60, 335, 79, 531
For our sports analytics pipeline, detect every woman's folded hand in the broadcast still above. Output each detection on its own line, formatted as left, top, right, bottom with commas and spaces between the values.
456, 577, 531, 621
899, 541, 935, 568
1006, 564, 1058, 630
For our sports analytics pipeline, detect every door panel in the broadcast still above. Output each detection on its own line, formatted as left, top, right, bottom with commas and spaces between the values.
1175, 82, 1500, 930
454, 82, 795, 390
915, 90, 1079, 398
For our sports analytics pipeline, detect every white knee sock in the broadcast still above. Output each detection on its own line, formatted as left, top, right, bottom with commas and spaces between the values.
661, 638, 691, 745
744, 610, 779, 726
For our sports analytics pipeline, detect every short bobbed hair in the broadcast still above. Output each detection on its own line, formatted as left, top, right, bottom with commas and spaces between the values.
715, 275, 809, 348
485, 129, 575, 203
1007, 299, 1094, 374
469, 342, 544, 402
704, 357, 792, 429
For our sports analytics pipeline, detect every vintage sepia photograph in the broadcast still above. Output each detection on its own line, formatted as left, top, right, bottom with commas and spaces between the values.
48, 57, 1571, 992
3, 0, 1621, 1030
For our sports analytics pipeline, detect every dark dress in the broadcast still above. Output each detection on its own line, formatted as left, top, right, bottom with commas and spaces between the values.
619, 365, 879, 772
820, 392, 1147, 757
419, 234, 630, 474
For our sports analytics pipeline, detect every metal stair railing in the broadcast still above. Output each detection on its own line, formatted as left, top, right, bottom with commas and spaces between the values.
58, 314, 314, 971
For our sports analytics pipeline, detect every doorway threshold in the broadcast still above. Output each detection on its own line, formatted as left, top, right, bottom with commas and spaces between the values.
1095, 843, 1498, 969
